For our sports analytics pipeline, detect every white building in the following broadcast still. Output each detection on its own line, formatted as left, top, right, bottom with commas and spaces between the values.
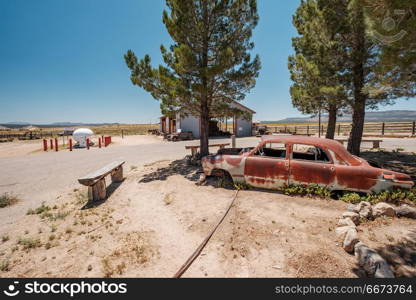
160, 100, 255, 138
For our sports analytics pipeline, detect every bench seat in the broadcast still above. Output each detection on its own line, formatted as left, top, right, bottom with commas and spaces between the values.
78, 160, 125, 201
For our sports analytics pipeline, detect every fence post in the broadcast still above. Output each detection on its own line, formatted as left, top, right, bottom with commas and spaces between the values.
381, 122, 385, 135
412, 121, 415, 136
307, 125, 309, 136
43, 139, 48, 151
338, 124, 341, 136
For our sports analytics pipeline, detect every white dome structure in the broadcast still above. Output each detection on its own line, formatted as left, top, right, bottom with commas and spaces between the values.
73, 128, 94, 148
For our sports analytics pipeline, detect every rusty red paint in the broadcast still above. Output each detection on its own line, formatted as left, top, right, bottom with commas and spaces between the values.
201, 136, 414, 193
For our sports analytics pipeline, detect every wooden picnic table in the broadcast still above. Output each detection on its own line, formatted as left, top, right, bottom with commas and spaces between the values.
185, 143, 230, 156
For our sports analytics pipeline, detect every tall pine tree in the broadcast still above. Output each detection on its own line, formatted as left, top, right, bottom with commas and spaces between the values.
289, 0, 348, 139
124, 0, 260, 156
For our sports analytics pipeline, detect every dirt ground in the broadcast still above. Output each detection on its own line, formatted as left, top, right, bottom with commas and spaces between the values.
0, 159, 414, 278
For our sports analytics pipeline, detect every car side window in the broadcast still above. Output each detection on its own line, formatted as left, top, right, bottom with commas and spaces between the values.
254, 143, 286, 159
292, 144, 331, 163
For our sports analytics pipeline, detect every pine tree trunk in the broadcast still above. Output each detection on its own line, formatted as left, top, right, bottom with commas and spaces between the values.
199, 0, 209, 158
347, 6, 366, 157
325, 105, 337, 139
200, 101, 210, 157
347, 98, 365, 155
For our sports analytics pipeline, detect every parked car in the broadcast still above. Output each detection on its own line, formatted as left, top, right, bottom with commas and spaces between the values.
165, 131, 194, 142
201, 136, 414, 193
253, 124, 271, 136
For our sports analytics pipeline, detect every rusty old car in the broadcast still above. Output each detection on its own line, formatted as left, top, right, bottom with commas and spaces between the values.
201, 136, 414, 193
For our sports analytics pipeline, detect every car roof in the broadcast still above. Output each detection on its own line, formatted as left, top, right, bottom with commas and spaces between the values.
260, 135, 361, 165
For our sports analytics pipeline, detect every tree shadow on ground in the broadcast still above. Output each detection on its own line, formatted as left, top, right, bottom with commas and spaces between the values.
139, 158, 202, 183
352, 229, 416, 278
81, 179, 125, 209
361, 151, 416, 180
375, 229, 416, 277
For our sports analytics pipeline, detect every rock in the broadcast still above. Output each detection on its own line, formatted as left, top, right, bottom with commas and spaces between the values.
354, 242, 394, 278
373, 202, 396, 218
335, 225, 356, 241
357, 202, 373, 219
347, 204, 359, 213
342, 211, 360, 225
395, 205, 416, 219
342, 228, 359, 253
337, 218, 356, 228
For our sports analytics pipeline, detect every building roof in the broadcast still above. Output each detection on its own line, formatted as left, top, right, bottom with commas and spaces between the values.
230, 100, 256, 114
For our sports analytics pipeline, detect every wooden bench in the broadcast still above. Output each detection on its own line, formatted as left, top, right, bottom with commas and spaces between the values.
335, 139, 383, 149
185, 143, 230, 156
78, 160, 125, 201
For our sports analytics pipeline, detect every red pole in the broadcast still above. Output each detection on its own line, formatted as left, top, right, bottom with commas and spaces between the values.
69, 139, 72, 151
54, 138, 58, 152
50, 139, 53, 150
86, 138, 90, 150
98, 137, 101, 148
43, 139, 48, 151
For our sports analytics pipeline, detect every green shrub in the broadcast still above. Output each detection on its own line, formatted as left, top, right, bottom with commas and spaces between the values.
278, 184, 331, 199
233, 182, 253, 190
339, 193, 362, 204
340, 187, 416, 205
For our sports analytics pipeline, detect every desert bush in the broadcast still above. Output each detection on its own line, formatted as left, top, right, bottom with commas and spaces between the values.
1, 235, 9, 243
17, 237, 41, 249
27, 203, 50, 215
0, 258, 10, 271
0, 193, 19, 208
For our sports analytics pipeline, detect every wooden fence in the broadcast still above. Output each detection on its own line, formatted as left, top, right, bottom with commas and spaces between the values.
266, 121, 416, 137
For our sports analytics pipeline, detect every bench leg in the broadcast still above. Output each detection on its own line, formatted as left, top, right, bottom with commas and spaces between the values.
111, 166, 124, 183
373, 141, 380, 149
191, 148, 196, 157
88, 178, 106, 201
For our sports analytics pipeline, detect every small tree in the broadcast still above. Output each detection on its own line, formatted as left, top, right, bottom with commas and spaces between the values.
125, 0, 260, 156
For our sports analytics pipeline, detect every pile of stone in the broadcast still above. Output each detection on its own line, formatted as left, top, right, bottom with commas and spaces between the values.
336, 201, 416, 278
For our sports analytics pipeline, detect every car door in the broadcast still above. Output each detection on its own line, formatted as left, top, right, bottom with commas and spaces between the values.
289, 143, 336, 188
244, 142, 289, 189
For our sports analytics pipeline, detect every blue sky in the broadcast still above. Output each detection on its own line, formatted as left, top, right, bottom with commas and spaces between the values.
0, 0, 414, 124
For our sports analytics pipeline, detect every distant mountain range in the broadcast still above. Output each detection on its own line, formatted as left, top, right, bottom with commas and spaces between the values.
262, 110, 416, 124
